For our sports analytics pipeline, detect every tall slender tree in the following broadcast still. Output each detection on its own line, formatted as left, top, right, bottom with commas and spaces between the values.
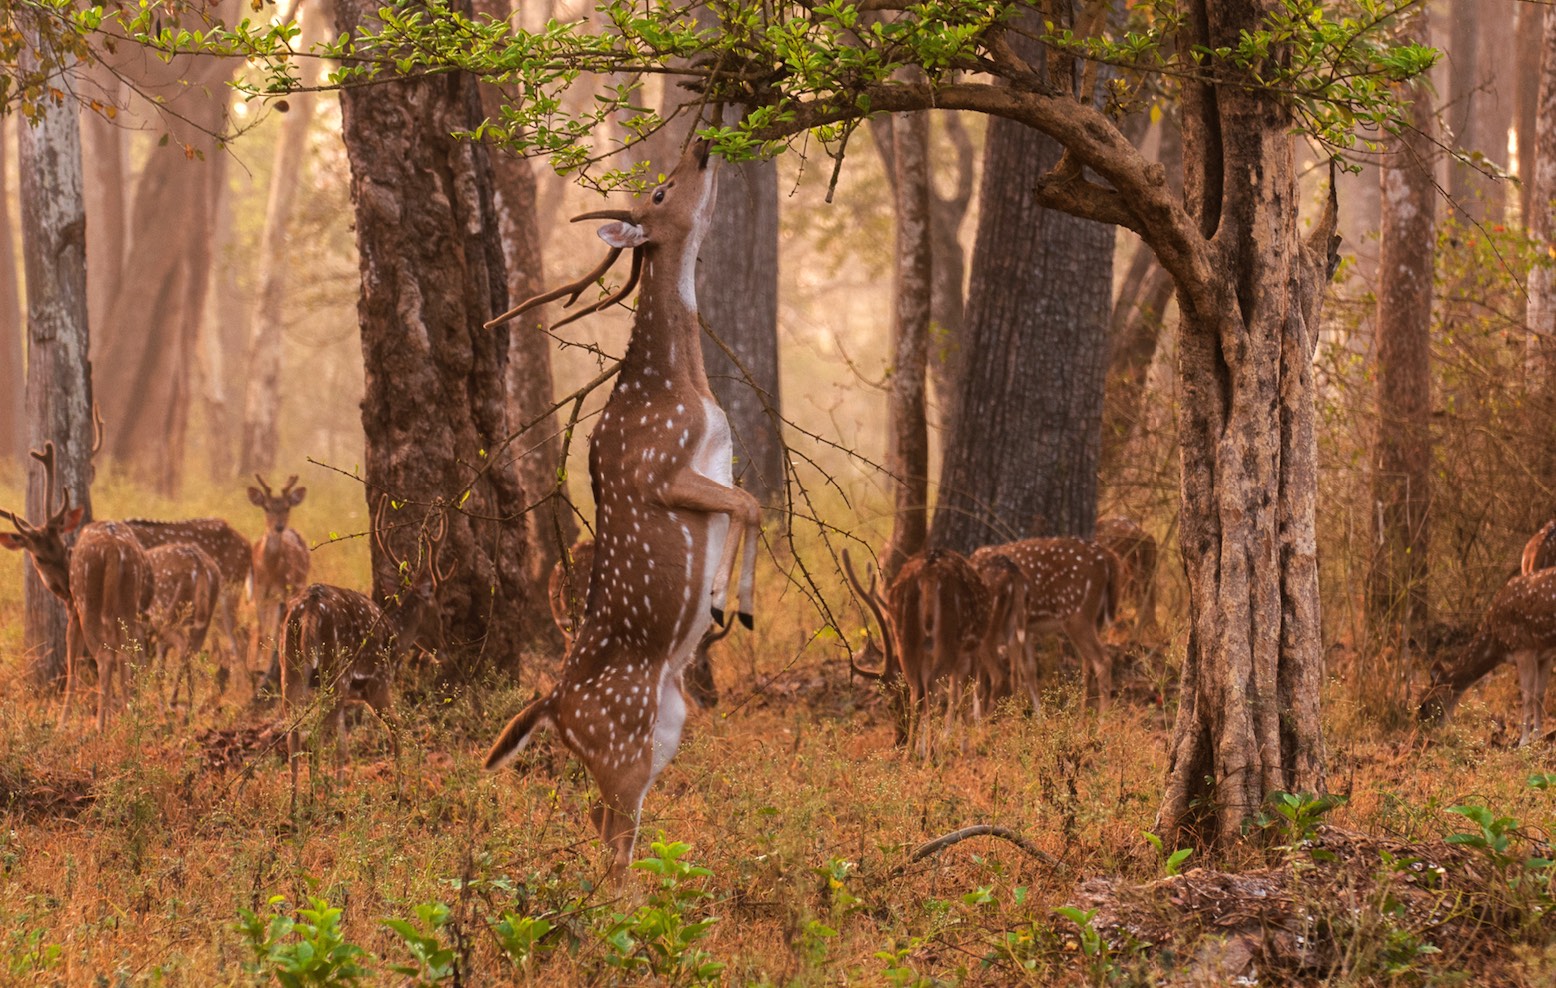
16, 20, 97, 686
1528, 4, 1556, 406
1369, 10, 1436, 642
0, 116, 24, 459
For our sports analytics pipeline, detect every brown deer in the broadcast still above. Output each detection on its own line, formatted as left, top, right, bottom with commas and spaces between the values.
844, 548, 991, 758
1419, 568, 1556, 745
146, 543, 222, 711
971, 552, 1029, 710
1096, 516, 1158, 639
248, 473, 310, 685
483, 138, 762, 879
550, 539, 728, 708
0, 444, 154, 730
280, 499, 447, 786
1522, 520, 1556, 576
970, 537, 1120, 709
122, 517, 253, 689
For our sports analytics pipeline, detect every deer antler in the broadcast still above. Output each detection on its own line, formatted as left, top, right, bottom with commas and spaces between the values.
90, 402, 104, 456
30, 442, 71, 527
254, 473, 275, 499
842, 548, 896, 681
484, 245, 625, 330
550, 247, 644, 332
281, 475, 300, 497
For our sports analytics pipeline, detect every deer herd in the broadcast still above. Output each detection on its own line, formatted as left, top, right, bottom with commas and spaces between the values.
3, 140, 1555, 879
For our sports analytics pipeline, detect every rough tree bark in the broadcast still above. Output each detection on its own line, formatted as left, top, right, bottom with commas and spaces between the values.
1445, 0, 1480, 215
80, 61, 126, 334
931, 42, 1114, 547
879, 106, 932, 582
0, 116, 24, 459
92, 8, 238, 492
1369, 16, 1436, 640
239, 12, 323, 477
17, 26, 97, 686
332, 0, 538, 667
1528, 2, 1556, 469
1519, 3, 1542, 223
697, 142, 784, 511
473, 0, 578, 588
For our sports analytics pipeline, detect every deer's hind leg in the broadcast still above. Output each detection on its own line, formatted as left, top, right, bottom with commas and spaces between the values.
1517, 649, 1555, 746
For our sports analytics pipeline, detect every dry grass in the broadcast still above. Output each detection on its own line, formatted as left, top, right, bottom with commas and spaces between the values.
0, 489, 1554, 986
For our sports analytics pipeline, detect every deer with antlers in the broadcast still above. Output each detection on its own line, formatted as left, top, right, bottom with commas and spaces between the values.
482, 138, 761, 879
0, 444, 154, 730
249, 473, 310, 686
550, 539, 727, 709
1418, 568, 1556, 745
146, 543, 222, 711
844, 548, 992, 758
970, 537, 1121, 710
279, 498, 447, 787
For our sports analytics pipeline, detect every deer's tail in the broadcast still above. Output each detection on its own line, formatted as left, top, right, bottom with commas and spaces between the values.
484, 693, 556, 771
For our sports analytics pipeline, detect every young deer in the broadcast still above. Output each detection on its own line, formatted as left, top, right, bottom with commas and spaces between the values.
279, 500, 446, 786
0, 444, 154, 730
483, 139, 761, 879
1522, 520, 1556, 577
146, 543, 222, 711
549, 539, 728, 708
1095, 516, 1158, 640
1419, 568, 1556, 745
844, 548, 991, 758
248, 473, 310, 684
122, 517, 253, 688
970, 537, 1120, 709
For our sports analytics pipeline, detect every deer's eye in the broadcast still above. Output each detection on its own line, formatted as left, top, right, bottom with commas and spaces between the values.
652, 188, 666, 204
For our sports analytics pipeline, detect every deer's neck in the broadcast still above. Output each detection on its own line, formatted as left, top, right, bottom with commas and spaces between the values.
619, 243, 708, 392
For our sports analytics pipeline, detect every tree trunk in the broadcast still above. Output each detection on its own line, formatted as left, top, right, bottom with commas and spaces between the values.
931, 112, 1114, 548
17, 25, 97, 686
879, 107, 931, 582
1519, 3, 1543, 223
90, 8, 237, 492
239, 14, 323, 477
332, 0, 538, 669
1157, 0, 1335, 845
199, 159, 244, 481
1528, 2, 1556, 472
1446, 0, 1480, 216
0, 116, 24, 459
80, 63, 126, 333
697, 149, 784, 512
1369, 15, 1436, 643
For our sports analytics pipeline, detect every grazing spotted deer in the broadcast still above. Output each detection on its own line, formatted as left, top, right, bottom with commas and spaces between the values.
1418, 568, 1556, 745
122, 517, 252, 688
1096, 516, 1158, 640
280, 499, 446, 787
550, 539, 728, 708
1522, 520, 1556, 577
844, 548, 991, 758
971, 553, 1029, 709
970, 537, 1120, 709
146, 543, 222, 711
483, 139, 762, 879
249, 473, 310, 683
0, 444, 154, 730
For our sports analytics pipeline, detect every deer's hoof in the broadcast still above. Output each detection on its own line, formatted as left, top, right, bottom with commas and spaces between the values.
738, 611, 753, 630
710, 607, 726, 627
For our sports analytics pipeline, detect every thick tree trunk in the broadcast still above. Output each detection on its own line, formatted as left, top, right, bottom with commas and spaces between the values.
239, 15, 323, 477
1369, 23, 1436, 641
879, 108, 931, 582
0, 117, 24, 459
1157, 0, 1335, 845
931, 114, 1113, 548
698, 152, 784, 511
332, 0, 537, 668
92, 16, 237, 492
17, 27, 97, 686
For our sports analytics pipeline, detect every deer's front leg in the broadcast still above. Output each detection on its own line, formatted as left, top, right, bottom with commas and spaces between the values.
657, 470, 761, 626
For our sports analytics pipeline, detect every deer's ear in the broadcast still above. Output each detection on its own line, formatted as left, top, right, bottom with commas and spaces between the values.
289, 487, 307, 506
61, 506, 85, 534
247, 487, 266, 506
596, 221, 648, 249
0, 532, 24, 551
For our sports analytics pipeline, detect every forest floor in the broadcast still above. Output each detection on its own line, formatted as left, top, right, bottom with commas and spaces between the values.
0, 621, 1553, 987
0, 475, 1553, 985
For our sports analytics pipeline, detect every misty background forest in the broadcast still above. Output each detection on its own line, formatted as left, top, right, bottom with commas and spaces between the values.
2, 0, 1556, 983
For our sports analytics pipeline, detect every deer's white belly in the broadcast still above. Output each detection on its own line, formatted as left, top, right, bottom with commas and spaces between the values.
663, 397, 732, 675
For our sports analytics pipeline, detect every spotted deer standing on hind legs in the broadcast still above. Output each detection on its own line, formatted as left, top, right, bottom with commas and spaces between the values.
482, 138, 761, 880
